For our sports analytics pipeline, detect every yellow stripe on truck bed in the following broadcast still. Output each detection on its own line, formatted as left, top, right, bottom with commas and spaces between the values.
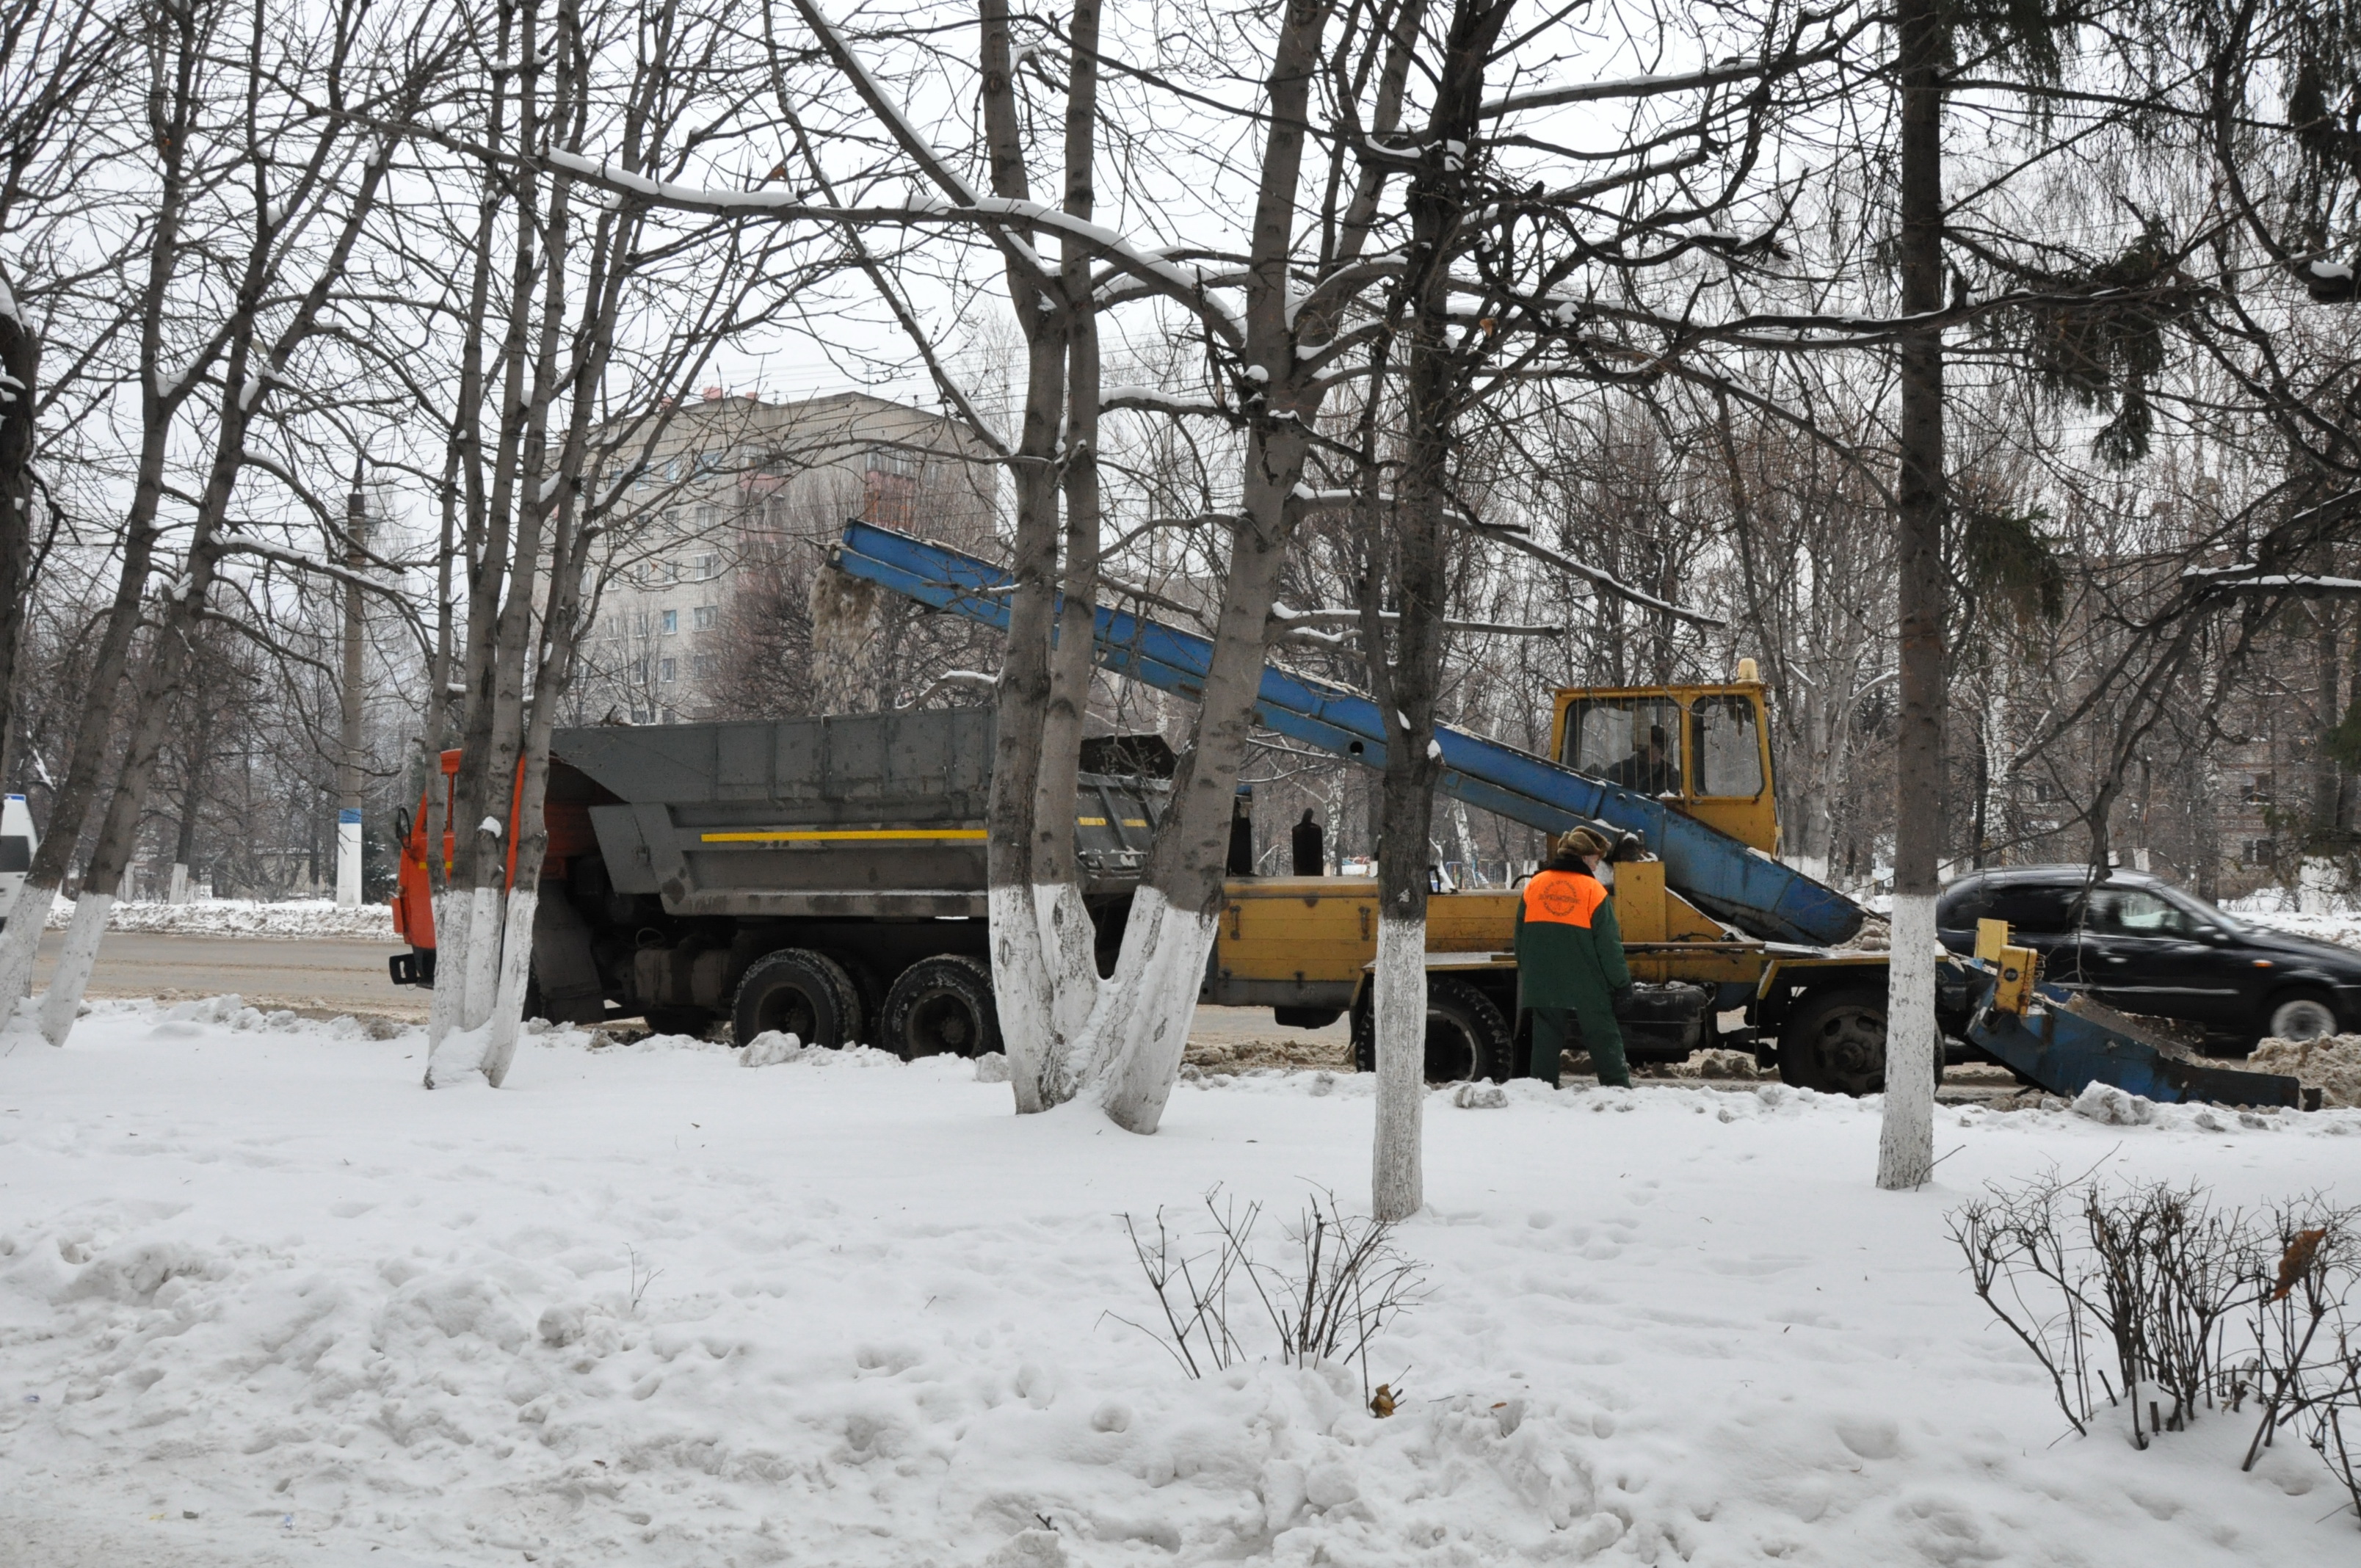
700, 828, 989, 843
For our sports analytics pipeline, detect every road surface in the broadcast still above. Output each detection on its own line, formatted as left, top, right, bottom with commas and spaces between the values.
33, 929, 421, 1018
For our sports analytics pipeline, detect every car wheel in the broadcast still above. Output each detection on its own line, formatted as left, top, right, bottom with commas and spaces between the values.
1352, 977, 1513, 1084
1776, 987, 1937, 1097
2265, 991, 2339, 1043
730, 948, 860, 1048
879, 955, 1001, 1059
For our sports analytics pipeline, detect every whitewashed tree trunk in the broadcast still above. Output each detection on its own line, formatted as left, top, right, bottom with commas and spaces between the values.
421, 891, 474, 1086
168, 863, 191, 904
459, 881, 503, 1028
0, 881, 51, 1028
1076, 887, 1219, 1132
987, 884, 1059, 1112
35, 889, 113, 1045
1371, 912, 1426, 1221
479, 885, 540, 1086
1876, 891, 1937, 1188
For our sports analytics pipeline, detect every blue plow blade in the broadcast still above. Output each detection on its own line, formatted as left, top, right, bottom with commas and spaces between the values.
833, 520, 1865, 948
1963, 973, 2302, 1108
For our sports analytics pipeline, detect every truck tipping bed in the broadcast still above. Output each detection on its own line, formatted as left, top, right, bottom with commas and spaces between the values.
831, 520, 1864, 948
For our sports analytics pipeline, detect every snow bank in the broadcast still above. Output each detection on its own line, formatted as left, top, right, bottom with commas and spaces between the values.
1, 1001, 2356, 1565
2249, 1034, 2361, 1108
41, 895, 396, 940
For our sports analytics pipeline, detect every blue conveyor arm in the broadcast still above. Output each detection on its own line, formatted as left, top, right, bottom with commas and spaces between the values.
833, 520, 1865, 947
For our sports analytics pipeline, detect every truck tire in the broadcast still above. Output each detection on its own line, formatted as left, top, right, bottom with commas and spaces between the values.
878, 954, 1001, 1060
1352, 976, 1513, 1084
1776, 987, 1940, 1097
824, 949, 889, 1037
732, 948, 861, 1049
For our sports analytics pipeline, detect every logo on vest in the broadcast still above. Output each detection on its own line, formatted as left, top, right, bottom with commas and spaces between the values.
1537, 877, 1586, 919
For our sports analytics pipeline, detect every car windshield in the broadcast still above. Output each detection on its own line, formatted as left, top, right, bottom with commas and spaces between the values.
2163, 885, 2246, 933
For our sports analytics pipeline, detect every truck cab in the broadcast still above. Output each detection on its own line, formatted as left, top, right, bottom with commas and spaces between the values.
1207, 668, 1904, 1094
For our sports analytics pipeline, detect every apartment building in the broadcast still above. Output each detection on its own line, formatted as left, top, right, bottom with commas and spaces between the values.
576, 388, 995, 723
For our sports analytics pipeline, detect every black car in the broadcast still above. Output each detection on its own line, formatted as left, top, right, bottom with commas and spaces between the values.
1936, 865, 2361, 1049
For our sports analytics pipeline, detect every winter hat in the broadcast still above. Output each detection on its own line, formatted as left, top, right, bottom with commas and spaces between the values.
1552, 827, 1613, 865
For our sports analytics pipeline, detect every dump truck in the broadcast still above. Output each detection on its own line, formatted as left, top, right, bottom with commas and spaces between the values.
391, 711, 1173, 1055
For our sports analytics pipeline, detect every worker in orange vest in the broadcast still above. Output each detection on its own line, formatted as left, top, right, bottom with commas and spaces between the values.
1514, 827, 1633, 1086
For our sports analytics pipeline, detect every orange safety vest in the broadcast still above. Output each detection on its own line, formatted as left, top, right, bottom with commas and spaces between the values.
1521, 868, 1607, 929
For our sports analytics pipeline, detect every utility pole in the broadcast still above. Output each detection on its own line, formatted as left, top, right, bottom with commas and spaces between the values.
336, 474, 366, 908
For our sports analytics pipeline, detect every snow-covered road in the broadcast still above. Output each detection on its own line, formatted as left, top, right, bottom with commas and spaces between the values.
1, 1003, 2355, 1566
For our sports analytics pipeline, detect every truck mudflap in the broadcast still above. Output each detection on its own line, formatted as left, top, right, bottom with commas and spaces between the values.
1964, 979, 2307, 1109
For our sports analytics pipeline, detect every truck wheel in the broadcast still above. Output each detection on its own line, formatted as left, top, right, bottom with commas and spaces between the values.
732, 948, 860, 1049
1776, 987, 1935, 1097
879, 955, 1001, 1060
1352, 977, 1512, 1084
823, 950, 889, 1038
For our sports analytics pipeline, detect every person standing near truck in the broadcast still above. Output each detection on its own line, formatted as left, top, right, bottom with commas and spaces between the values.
1291, 809, 1324, 875
1514, 827, 1632, 1087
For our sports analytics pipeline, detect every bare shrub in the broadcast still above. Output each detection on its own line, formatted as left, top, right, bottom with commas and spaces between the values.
1114, 1188, 1427, 1397
1952, 1177, 2361, 1522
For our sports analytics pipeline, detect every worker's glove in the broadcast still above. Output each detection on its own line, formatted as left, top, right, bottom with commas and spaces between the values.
1610, 983, 1636, 1011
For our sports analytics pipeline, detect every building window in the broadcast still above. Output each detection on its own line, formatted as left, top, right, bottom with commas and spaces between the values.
661, 609, 678, 634
2244, 774, 2274, 805
661, 658, 678, 683
2243, 838, 2275, 866
691, 653, 716, 679
694, 503, 718, 530
693, 604, 717, 629
696, 553, 719, 579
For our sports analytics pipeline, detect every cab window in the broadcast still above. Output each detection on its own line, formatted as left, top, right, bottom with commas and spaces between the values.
1690, 695, 1763, 797
1563, 697, 1683, 796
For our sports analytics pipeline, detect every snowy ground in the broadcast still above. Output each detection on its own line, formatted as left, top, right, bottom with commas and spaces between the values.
2233, 904, 2361, 952
39, 897, 397, 941
4, 1003, 2358, 1567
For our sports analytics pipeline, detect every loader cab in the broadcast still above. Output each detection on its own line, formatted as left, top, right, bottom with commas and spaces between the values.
1548, 671, 1779, 854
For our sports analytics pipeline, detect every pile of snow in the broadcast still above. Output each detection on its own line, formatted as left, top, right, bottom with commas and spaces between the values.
41, 895, 396, 940
2249, 1034, 2361, 1108
1, 1001, 2356, 1565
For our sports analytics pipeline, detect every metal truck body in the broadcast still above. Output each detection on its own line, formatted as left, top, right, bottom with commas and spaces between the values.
394, 709, 1178, 1054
